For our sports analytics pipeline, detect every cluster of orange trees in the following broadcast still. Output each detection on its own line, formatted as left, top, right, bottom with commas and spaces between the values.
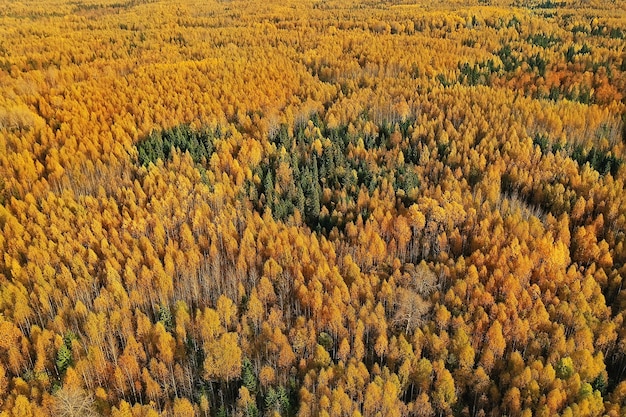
1, 0, 626, 416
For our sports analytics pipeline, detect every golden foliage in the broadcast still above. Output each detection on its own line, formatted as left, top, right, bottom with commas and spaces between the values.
0, 0, 625, 416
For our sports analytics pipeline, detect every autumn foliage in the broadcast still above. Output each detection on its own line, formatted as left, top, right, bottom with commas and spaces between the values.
1, 0, 626, 416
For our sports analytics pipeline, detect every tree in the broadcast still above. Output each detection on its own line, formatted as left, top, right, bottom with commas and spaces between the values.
503, 387, 521, 416
485, 320, 506, 360
410, 392, 434, 417
9, 395, 33, 417
313, 344, 331, 368
242, 358, 258, 394
173, 397, 196, 417
363, 379, 383, 416
56, 344, 72, 374
52, 387, 96, 417
392, 288, 429, 334
203, 332, 242, 382
265, 386, 290, 416
451, 327, 475, 370
236, 386, 258, 417
337, 338, 350, 363
432, 361, 456, 414
154, 322, 175, 366
217, 295, 237, 330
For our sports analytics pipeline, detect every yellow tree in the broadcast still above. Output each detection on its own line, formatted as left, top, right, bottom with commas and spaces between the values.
431, 360, 456, 415
203, 333, 242, 383
173, 397, 196, 417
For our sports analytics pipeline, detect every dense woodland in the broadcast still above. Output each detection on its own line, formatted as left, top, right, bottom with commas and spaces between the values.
1, 0, 626, 416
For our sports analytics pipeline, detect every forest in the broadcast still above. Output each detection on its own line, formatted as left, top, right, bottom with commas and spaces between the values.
1, 0, 626, 416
